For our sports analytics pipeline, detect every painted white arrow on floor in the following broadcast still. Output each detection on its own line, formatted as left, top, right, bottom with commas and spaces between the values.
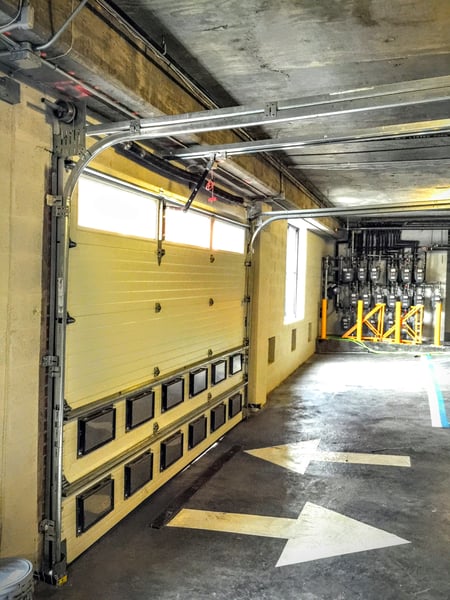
167, 502, 410, 566
245, 439, 411, 474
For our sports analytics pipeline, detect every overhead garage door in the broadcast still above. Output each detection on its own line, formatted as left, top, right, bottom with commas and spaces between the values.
62, 172, 248, 562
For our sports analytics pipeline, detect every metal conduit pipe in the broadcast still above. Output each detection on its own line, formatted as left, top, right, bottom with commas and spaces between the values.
36, 0, 89, 51
0, 31, 20, 49
0, 0, 23, 35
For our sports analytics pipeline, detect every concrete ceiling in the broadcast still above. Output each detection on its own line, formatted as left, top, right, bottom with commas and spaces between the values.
107, 0, 450, 213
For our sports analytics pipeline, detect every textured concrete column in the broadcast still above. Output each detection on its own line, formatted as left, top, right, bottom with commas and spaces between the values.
0, 85, 51, 562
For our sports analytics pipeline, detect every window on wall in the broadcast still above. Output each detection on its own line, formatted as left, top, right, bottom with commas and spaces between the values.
284, 222, 307, 323
78, 175, 157, 239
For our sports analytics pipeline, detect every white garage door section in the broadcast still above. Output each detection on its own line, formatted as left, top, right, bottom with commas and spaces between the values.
62, 173, 248, 562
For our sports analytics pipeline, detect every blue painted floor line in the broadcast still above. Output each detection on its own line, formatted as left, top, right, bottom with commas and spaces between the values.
423, 354, 450, 428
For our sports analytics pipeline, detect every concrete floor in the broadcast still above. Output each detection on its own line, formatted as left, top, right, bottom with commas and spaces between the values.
35, 352, 450, 599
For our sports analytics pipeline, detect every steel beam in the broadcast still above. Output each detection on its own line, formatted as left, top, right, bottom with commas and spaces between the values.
87, 75, 450, 138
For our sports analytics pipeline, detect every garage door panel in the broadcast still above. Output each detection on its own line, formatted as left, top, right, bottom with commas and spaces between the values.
63, 368, 245, 482
66, 297, 244, 405
66, 337, 245, 409
64, 178, 248, 562
61, 409, 243, 563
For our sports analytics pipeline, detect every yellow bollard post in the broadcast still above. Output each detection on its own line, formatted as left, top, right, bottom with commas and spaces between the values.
356, 300, 363, 342
394, 301, 402, 344
321, 298, 327, 340
434, 302, 442, 346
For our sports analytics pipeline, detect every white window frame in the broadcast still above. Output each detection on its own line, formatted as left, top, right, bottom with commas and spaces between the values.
284, 221, 307, 324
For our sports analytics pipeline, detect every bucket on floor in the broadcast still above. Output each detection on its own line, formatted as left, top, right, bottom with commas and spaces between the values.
0, 558, 34, 600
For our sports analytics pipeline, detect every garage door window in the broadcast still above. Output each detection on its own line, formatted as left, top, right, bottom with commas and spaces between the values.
165, 207, 211, 248
78, 175, 157, 239
78, 174, 245, 253
212, 220, 246, 253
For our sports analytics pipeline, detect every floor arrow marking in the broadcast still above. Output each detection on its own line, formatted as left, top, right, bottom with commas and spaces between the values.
167, 503, 410, 567
311, 450, 411, 467
245, 439, 321, 474
168, 508, 298, 539
245, 440, 410, 474
276, 502, 410, 566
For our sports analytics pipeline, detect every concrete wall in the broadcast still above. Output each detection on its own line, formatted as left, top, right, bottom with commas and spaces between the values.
248, 216, 330, 405
0, 85, 51, 562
